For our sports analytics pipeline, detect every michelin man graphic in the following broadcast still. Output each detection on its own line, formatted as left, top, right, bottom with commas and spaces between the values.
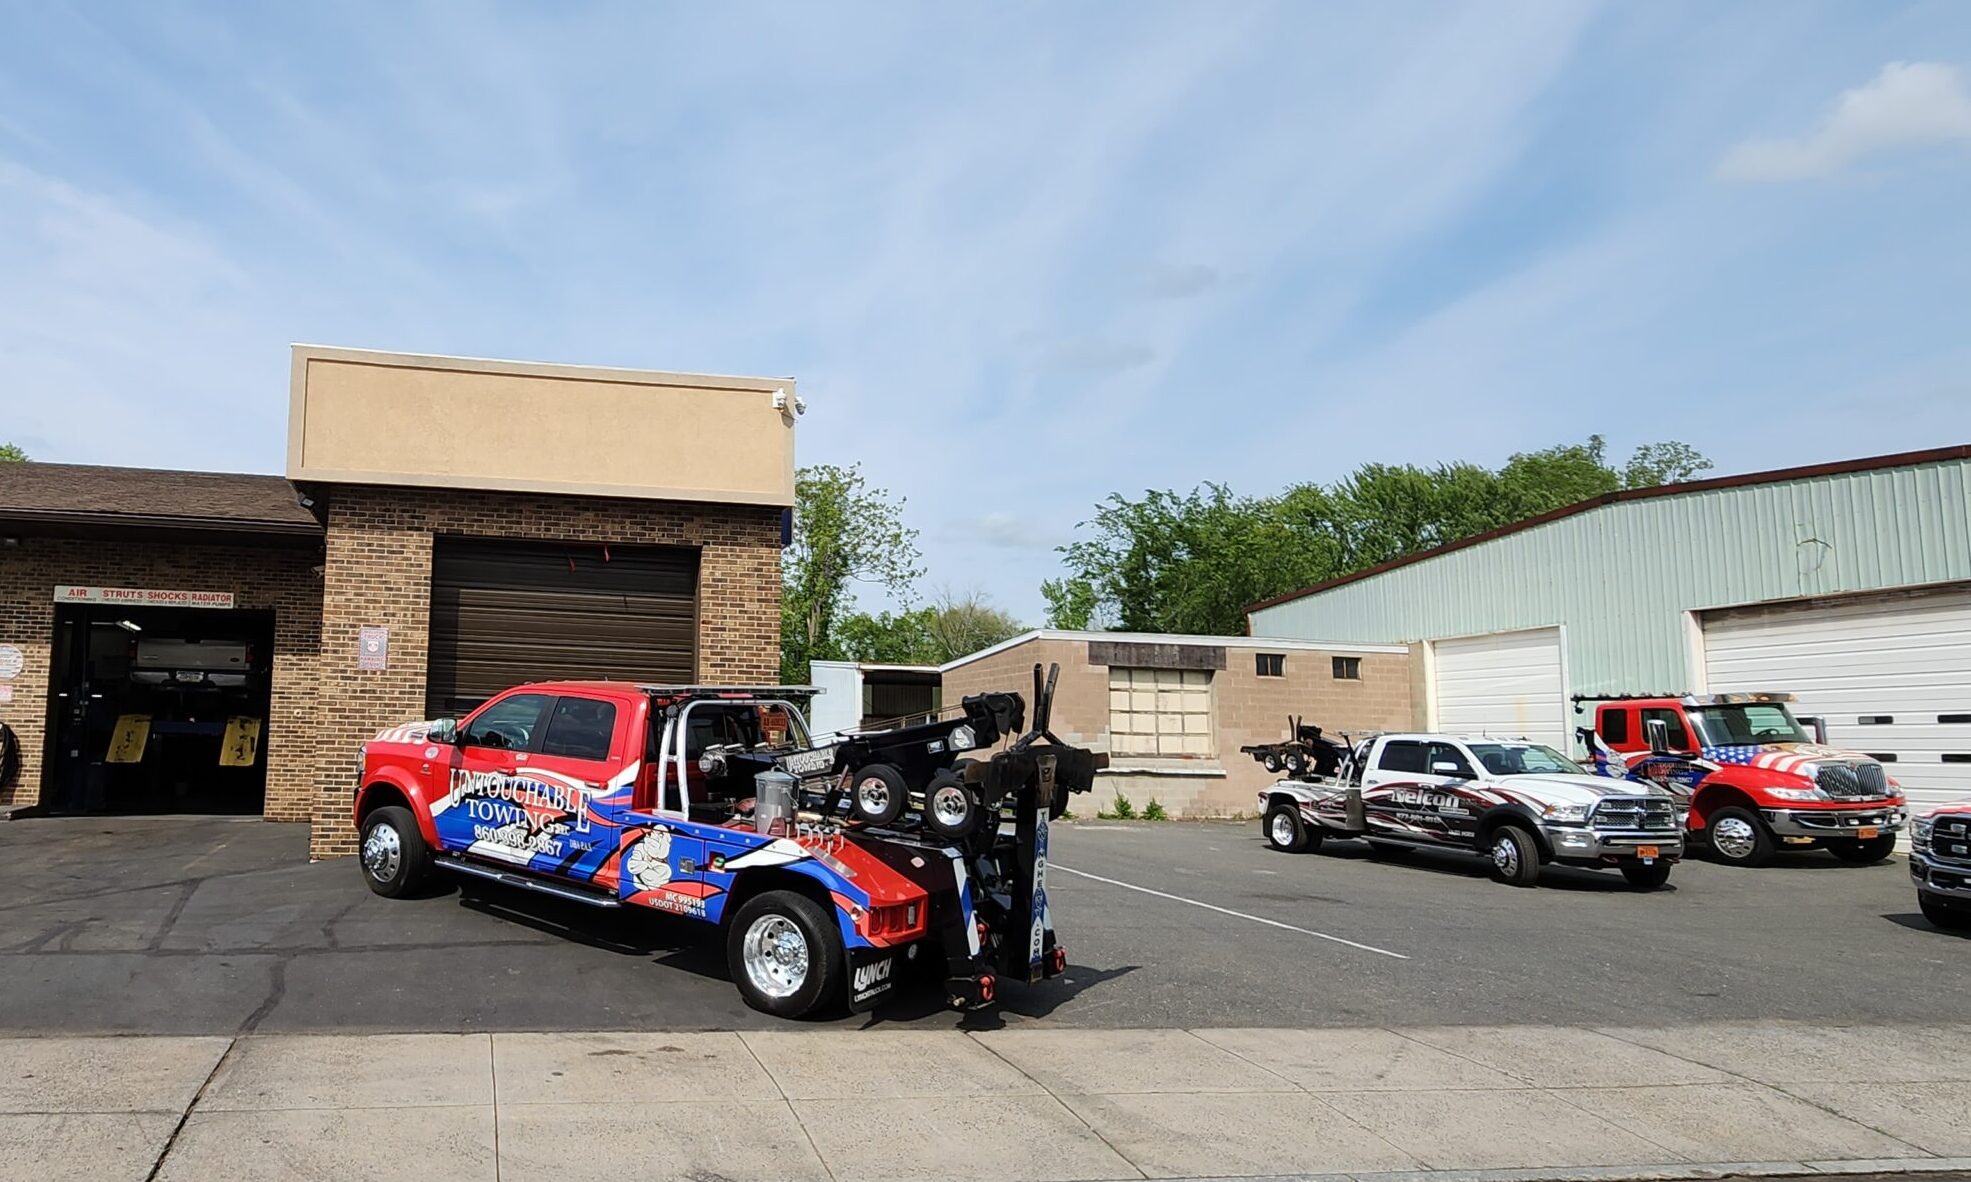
626, 828, 674, 892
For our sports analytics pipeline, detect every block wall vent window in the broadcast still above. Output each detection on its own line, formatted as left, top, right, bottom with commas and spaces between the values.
1865, 753, 1899, 763
1943, 753, 1971, 764
1256, 653, 1284, 678
1332, 656, 1361, 680
1859, 715, 1894, 725
1940, 714, 1971, 725
1108, 667, 1213, 757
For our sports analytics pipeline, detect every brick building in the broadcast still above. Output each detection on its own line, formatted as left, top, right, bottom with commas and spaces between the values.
940, 630, 1418, 817
0, 347, 792, 858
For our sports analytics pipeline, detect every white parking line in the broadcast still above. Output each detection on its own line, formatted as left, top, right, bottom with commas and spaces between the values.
1051, 864, 1411, 960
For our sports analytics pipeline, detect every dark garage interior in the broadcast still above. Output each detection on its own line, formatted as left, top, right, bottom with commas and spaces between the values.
43, 603, 275, 815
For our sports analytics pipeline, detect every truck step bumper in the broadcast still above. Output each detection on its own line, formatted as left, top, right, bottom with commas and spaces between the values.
439, 858, 622, 907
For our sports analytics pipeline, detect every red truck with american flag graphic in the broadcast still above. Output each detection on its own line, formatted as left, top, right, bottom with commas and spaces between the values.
1577, 692, 1907, 867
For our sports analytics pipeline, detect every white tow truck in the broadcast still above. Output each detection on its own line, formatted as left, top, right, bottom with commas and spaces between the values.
1258, 732, 1684, 889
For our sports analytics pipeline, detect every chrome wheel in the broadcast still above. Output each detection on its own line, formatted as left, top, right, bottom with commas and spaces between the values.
1491, 834, 1519, 876
362, 821, 402, 883
1712, 816, 1758, 861
741, 914, 810, 1000
931, 784, 971, 827
1270, 811, 1296, 847
856, 778, 891, 817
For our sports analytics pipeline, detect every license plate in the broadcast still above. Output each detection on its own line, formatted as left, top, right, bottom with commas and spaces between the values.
1637, 845, 1660, 859
1857, 826, 1879, 839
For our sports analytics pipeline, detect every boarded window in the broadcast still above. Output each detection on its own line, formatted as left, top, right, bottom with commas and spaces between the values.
1109, 667, 1213, 757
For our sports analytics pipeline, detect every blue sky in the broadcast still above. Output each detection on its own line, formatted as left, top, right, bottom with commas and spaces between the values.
3, 2, 1969, 621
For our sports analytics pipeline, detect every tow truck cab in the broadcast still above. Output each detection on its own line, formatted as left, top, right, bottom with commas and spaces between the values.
1578, 692, 1906, 867
353, 678, 1084, 1018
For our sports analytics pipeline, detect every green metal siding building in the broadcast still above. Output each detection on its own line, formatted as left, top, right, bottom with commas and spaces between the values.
1246, 446, 1971, 809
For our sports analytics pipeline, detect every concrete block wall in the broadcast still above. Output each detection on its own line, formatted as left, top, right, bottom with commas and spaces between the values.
308, 485, 782, 859
942, 636, 1416, 818
0, 536, 323, 820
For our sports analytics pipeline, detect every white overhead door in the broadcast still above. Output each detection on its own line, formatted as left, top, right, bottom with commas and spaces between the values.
1702, 587, 1971, 813
1431, 628, 1566, 748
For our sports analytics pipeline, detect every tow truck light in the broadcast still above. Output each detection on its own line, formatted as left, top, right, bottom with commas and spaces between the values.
866, 902, 928, 940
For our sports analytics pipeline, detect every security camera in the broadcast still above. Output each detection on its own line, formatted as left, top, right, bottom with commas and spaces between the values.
772, 389, 808, 417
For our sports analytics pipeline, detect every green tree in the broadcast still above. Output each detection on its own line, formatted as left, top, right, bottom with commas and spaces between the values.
1046, 436, 1712, 634
834, 608, 936, 665
921, 589, 1024, 662
780, 464, 923, 682
1056, 484, 1339, 635
0, 443, 26, 462
1040, 576, 1102, 629
1622, 440, 1713, 488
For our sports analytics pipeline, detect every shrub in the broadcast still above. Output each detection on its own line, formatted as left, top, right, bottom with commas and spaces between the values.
1143, 797, 1168, 821
1100, 792, 1136, 820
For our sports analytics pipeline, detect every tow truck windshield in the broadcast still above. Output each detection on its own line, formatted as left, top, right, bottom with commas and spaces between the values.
1688, 703, 1808, 746
1469, 743, 1588, 776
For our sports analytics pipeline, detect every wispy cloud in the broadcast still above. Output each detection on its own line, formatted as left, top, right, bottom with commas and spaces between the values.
1719, 61, 1971, 182
2, 4, 1968, 621
1140, 262, 1223, 300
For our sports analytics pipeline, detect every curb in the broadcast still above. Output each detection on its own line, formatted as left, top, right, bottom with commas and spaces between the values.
1162, 1158, 1971, 1182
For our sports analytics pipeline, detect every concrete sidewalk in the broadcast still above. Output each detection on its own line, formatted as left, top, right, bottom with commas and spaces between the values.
4, 1023, 1969, 1182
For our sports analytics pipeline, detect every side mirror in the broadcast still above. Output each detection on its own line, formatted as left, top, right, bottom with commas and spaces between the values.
428, 718, 459, 745
1430, 761, 1467, 777
1643, 718, 1670, 755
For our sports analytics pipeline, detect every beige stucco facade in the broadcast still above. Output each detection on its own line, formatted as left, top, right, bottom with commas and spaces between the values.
941, 631, 1418, 817
287, 345, 798, 507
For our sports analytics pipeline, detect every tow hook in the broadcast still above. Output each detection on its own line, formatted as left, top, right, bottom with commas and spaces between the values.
1046, 946, 1068, 978
946, 973, 997, 1009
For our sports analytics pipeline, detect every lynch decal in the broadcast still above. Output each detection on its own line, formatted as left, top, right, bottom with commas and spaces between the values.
852, 957, 895, 1002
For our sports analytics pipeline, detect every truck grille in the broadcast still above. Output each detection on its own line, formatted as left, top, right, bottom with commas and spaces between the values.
1934, 815, 1971, 866
1815, 761, 1888, 798
1593, 797, 1678, 831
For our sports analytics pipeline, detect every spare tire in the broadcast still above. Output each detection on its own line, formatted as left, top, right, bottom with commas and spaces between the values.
923, 769, 983, 840
848, 763, 909, 827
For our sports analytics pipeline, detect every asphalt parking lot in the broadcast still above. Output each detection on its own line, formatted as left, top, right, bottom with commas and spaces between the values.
1, 815, 1964, 1035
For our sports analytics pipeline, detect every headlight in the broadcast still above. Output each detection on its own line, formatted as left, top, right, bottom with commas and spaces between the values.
947, 725, 977, 752
1543, 802, 1592, 824
698, 750, 727, 775
355, 744, 368, 790
1914, 816, 1935, 841
1766, 786, 1827, 802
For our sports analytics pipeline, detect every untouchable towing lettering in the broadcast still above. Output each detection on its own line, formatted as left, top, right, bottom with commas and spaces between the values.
449, 769, 594, 834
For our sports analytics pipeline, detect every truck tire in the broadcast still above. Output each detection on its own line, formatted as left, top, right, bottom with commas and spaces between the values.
1705, 806, 1775, 867
1262, 752, 1282, 773
1826, 833, 1898, 864
359, 805, 435, 898
1919, 892, 1971, 931
1284, 750, 1308, 777
922, 770, 982, 841
848, 763, 908, 827
1619, 860, 1673, 890
727, 889, 844, 1019
1486, 825, 1542, 887
1264, 803, 1314, 852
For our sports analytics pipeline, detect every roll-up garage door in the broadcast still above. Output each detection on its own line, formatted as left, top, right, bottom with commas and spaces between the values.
1702, 586, 1971, 813
427, 537, 698, 716
1430, 627, 1566, 748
